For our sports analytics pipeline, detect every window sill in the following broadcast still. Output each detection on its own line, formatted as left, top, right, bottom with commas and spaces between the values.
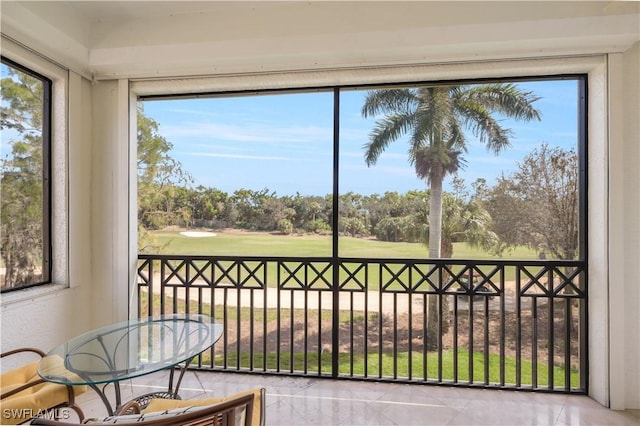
1, 283, 70, 306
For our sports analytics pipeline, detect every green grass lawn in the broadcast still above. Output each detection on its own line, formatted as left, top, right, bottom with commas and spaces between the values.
150, 229, 539, 260
140, 288, 581, 390
213, 350, 579, 389
146, 230, 540, 287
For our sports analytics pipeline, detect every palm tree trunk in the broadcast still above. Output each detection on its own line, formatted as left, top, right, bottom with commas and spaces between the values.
426, 172, 444, 350
428, 177, 443, 259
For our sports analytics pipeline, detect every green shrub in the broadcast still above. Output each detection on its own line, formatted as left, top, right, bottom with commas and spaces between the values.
278, 218, 294, 235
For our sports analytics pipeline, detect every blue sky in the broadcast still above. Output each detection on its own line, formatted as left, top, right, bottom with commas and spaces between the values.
141, 79, 579, 197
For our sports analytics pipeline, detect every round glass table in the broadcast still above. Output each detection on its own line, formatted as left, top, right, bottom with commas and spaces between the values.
37, 313, 223, 415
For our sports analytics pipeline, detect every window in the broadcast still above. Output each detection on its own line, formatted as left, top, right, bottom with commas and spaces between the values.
137, 77, 585, 264
134, 73, 588, 391
0, 57, 52, 292
338, 78, 585, 261
137, 91, 334, 256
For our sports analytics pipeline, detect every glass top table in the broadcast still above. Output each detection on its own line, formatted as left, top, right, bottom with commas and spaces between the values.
38, 313, 223, 415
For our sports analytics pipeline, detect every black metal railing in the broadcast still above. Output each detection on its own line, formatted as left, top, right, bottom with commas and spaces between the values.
137, 254, 587, 393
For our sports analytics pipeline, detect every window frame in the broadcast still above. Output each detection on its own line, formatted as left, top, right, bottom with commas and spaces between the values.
0, 56, 53, 292
138, 75, 587, 262
130, 55, 609, 402
0, 36, 69, 299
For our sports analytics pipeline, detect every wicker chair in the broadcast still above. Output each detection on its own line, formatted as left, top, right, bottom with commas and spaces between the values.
31, 387, 265, 426
0, 348, 86, 425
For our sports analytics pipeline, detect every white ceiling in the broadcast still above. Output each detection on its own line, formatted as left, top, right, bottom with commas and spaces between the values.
60, 1, 640, 26
2, 1, 639, 80
65, 1, 264, 23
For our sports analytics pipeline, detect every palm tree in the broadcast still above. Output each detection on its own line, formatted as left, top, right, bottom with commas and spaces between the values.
362, 83, 541, 348
439, 192, 499, 259
362, 83, 541, 258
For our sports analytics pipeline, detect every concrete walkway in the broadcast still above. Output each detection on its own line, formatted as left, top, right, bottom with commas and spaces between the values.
147, 284, 521, 314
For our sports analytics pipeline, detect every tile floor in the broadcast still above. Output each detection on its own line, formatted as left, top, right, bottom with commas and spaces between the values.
68, 371, 639, 425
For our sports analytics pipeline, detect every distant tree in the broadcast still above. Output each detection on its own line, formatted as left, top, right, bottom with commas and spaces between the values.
473, 176, 525, 256
485, 144, 579, 259
189, 186, 228, 226
226, 188, 278, 230
365, 191, 414, 232
373, 216, 407, 242
290, 193, 330, 231
306, 218, 331, 234
309, 202, 321, 222
339, 217, 368, 237
262, 197, 290, 231
372, 215, 418, 242
339, 192, 366, 220
137, 105, 192, 234
439, 192, 498, 258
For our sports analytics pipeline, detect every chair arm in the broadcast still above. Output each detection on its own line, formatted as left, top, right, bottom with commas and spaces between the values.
26, 419, 68, 425
116, 400, 142, 415
1, 347, 45, 359
0, 377, 48, 400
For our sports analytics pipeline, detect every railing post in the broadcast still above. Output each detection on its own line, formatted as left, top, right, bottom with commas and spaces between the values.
331, 88, 340, 379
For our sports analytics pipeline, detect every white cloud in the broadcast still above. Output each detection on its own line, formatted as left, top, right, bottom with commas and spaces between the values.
338, 127, 370, 143
184, 152, 292, 161
161, 121, 331, 144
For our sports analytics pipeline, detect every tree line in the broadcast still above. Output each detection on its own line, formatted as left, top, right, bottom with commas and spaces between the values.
138, 104, 579, 260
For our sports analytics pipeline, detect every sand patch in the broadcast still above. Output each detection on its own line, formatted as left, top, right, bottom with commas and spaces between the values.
180, 231, 217, 237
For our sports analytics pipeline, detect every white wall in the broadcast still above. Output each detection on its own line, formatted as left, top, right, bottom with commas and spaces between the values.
622, 42, 640, 410
90, 80, 134, 328
0, 58, 94, 365
621, 42, 640, 410
1, 289, 85, 371
606, 41, 640, 410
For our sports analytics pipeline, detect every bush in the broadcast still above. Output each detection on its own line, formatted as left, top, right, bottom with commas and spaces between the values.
374, 217, 404, 241
278, 219, 294, 235
305, 219, 331, 234
339, 217, 369, 237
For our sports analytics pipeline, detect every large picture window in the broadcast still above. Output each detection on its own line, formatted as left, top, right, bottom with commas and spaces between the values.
0, 57, 52, 292
137, 77, 585, 264
135, 71, 588, 392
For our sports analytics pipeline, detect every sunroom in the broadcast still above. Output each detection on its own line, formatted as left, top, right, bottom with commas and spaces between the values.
1, 1, 639, 424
